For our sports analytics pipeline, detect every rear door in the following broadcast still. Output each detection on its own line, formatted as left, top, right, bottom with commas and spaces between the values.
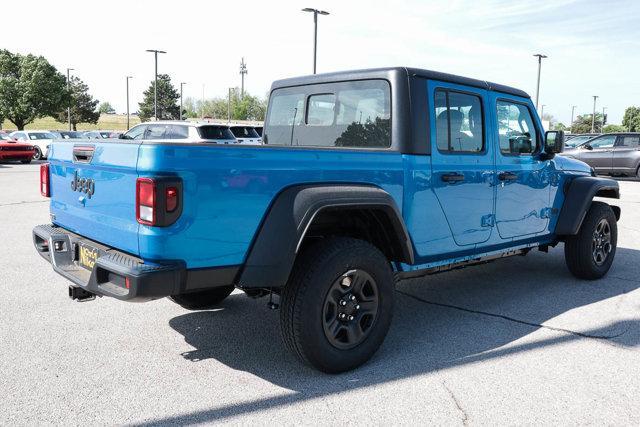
428, 81, 495, 247
612, 134, 640, 175
580, 135, 616, 172
492, 96, 551, 239
49, 141, 142, 255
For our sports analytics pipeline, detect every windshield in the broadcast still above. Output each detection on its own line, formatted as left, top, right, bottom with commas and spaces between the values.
29, 132, 56, 140
0, 134, 12, 141
566, 136, 594, 147
230, 126, 260, 138
198, 126, 235, 140
60, 132, 84, 139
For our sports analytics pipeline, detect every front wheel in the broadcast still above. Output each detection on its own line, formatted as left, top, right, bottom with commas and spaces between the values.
564, 201, 617, 280
280, 237, 394, 373
169, 285, 235, 310
32, 147, 42, 160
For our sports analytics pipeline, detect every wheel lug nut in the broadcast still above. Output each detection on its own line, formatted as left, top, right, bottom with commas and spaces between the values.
340, 300, 347, 306
348, 315, 354, 321
355, 304, 360, 310
350, 295, 356, 301
341, 277, 352, 287
339, 313, 346, 320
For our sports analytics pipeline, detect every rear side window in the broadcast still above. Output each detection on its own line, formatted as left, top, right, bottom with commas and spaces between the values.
496, 101, 538, 155
434, 89, 484, 153
588, 135, 616, 148
145, 124, 168, 140
167, 125, 189, 139
618, 135, 640, 147
265, 79, 391, 148
230, 127, 259, 138
123, 125, 146, 140
198, 126, 235, 140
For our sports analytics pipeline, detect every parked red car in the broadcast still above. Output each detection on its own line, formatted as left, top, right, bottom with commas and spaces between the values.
0, 132, 35, 163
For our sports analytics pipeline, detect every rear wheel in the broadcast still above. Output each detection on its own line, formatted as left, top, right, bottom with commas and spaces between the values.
169, 285, 235, 310
564, 201, 617, 280
635, 165, 640, 179
32, 147, 42, 160
280, 237, 394, 373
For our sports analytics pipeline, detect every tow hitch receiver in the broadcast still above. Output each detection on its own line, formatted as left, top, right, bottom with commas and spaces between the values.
69, 286, 96, 302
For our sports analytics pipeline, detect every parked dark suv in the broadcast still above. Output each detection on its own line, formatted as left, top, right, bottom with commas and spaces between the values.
561, 133, 640, 177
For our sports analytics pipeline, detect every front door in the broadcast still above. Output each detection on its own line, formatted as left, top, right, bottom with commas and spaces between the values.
493, 96, 551, 239
429, 82, 495, 247
580, 134, 616, 173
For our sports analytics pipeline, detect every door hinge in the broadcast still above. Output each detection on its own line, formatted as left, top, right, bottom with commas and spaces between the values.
481, 214, 495, 227
540, 207, 557, 219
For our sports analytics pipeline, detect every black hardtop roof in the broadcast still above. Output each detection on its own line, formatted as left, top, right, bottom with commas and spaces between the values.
271, 67, 530, 99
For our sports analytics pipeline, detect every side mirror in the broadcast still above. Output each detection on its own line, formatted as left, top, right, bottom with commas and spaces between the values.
584, 143, 593, 151
544, 130, 565, 156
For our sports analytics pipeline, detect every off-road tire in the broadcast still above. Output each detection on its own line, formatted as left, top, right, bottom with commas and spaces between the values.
565, 201, 617, 280
280, 237, 394, 373
169, 285, 235, 310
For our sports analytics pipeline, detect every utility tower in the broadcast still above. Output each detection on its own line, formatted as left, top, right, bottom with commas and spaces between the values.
240, 57, 248, 98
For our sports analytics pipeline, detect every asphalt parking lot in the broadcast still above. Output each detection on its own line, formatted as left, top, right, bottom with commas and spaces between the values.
1, 161, 639, 425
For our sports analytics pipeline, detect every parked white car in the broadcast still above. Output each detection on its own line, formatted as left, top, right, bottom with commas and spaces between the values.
10, 130, 57, 160
229, 125, 262, 145
120, 121, 237, 144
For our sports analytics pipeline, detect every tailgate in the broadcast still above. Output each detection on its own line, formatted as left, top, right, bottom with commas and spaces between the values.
48, 141, 141, 256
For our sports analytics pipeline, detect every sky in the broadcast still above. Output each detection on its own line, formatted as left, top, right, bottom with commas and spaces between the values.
3, 0, 639, 125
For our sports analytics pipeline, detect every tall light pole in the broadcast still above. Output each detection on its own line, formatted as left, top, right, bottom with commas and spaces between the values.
302, 8, 329, 74
180, 82, 186, 120
66, 68, 74, 131
126, 76, 132, 130
602, 106, 607, 128
591, 96, 599, 133
239, 58, 247, 98
227, 88, 232, 123
570, 105, 577, 133
533, 54, 547, 111
145, 49, 166, 120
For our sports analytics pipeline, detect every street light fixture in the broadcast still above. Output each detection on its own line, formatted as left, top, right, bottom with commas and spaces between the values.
302, 8, 330, 74
66, 68, 74, 131
533, 54, 547, 111
146, 49, 166, 120
591, 96, 599, 133
180, 82, 186, 120
126, 76, 132, 130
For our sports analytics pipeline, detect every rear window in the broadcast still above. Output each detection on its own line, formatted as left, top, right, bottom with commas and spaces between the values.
264, 79, 391, 148
230, 126, 259, 139
198, 126, 235, 140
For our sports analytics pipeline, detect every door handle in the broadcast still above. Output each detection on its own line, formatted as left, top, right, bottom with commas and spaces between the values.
441, 173, 465, 183
498, 172, 518, 181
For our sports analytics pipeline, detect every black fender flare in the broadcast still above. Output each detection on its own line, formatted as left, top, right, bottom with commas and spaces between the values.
238, 184, 414, 289
555, 176, 620, 235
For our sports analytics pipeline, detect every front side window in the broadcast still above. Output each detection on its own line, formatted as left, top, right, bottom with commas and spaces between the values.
264, 79, 391, 148
588, 135, 616, 148
123, 125, 146, 140
435, 90, 484, 153
496, 101, 538, 155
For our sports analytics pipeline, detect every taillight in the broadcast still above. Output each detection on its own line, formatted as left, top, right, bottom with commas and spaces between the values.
136, 178, 156, 225
136, 177, 182, 227
40, 163, 50, 197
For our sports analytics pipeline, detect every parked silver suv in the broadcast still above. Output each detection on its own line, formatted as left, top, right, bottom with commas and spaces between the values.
561, 133, 640, 177
120, 121, 237, 144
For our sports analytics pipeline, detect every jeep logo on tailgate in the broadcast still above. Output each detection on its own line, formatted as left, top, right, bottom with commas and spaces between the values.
71, 171, 95, 199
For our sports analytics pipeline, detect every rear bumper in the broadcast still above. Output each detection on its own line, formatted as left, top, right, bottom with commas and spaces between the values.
32, 224, 239, 302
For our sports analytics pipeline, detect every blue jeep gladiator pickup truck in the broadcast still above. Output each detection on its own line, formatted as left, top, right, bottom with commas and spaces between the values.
33, 67, 621, 373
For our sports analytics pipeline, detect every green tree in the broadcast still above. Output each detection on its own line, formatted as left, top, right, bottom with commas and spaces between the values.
99, 101, 115, 114
602, 124, 625, 133
138, 74, 180, 121
552, 122, 567, 131
0, 50, 68, 130
184, 89, 267, 121
55, 76, 100, 130
622, 106, 640, 132
571, 113, 604, 134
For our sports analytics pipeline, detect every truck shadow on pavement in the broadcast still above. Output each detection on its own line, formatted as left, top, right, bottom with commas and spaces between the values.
157, 246, 640, 425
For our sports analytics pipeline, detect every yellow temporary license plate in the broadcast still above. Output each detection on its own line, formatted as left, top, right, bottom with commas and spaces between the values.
78, 244, 99, 271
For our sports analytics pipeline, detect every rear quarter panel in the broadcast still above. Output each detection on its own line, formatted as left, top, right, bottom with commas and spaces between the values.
136, 144, 404, 268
